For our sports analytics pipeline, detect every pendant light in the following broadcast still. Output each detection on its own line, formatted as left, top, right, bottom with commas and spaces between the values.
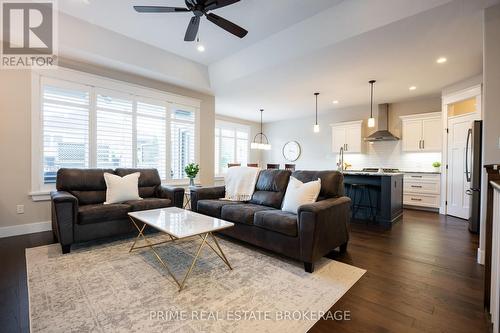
313, 92, 320, 133
251, 109, 271, 150
368, 80, 376, 128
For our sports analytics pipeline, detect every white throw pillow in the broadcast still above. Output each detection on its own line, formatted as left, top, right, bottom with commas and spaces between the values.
103, 172, 142, 204
281, 177, 321, 214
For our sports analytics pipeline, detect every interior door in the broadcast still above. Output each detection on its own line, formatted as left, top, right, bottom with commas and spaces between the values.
446, 114, 477, 219
345, 125, 361, 153
422, 118, 442, 151
402, 119, 422, 151
332, 126, 346, 152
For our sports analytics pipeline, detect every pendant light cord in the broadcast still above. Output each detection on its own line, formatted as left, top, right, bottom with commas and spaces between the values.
369, 80, 376, 118
260, 109, 263, 144
314, 92, 319, 125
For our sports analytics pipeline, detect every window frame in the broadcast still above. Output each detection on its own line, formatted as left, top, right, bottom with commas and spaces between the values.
214, 119, 251, 177
30, 68, 201, 201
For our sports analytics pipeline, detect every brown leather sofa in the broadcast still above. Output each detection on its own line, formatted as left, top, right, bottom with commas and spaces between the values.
190, 170, 350, 272
50, 168, 184, 254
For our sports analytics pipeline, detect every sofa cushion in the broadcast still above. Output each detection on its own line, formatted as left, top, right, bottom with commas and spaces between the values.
56, 168, 114, 205
291, 170, 344, 198
254, 210, 298, 237
115, 168, 161, 198
197, 200, 241, 218
78, 203, 131, 225
250, 170, 291, 208
221, 204, 275, 225
125, 198, 171, 212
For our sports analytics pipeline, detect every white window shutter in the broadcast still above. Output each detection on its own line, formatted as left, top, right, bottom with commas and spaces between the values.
42, 84, 90, 184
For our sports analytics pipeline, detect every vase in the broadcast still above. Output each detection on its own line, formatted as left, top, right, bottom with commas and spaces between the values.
189, 178, 195, 187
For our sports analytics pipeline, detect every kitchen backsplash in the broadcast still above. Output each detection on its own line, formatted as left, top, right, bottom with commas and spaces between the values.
337, 140, 442, 172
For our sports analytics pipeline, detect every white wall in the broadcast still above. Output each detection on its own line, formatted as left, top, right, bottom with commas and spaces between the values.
0, 59, 216, 233
261, 96, 442, 171
480, 3, 500, 268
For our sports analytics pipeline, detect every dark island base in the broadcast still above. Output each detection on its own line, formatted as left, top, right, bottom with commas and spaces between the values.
343, 173, 404, 227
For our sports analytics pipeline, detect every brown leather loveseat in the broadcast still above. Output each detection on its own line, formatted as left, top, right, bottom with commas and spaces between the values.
50, 168, 184, 254
190, 170, 351, 272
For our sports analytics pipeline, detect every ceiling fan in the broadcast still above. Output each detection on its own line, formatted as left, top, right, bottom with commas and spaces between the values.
134, 0, 248, 42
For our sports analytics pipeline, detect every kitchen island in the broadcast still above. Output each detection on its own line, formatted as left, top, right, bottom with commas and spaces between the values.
342, 171, 404, 226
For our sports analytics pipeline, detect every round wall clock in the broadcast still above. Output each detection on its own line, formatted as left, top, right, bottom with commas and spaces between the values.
282, 141, 301, 162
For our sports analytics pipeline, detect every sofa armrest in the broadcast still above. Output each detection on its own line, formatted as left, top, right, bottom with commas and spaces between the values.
156, 185, 185, 208
189, 186, 226, 212
297, 196, 351, 263
50, 191, 78, 247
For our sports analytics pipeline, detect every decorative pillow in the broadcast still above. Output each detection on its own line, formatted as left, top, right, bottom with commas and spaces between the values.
103, 172, 142, 204
281, 177, 321, 214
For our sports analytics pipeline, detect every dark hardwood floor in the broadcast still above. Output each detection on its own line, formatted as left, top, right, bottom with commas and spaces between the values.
0, 209, 490, 332
313, 209, 490, 333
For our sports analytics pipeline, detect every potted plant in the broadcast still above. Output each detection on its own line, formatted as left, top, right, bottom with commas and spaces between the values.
184, 163, 200, 187
432, 161, 442, 172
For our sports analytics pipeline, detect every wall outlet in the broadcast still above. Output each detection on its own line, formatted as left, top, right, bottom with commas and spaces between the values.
16, 205, 24, 214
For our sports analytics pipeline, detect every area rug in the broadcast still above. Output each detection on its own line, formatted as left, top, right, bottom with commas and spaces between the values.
26, 235, 365, 332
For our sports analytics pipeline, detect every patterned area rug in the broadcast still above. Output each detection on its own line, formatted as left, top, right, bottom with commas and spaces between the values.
26, 235, 365, 332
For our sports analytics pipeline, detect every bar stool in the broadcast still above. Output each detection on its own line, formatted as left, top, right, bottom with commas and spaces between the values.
350, 184, 377, 220
227, 163, 241, 168
267, 164, 280, 169
285, 164, 296, 171
247, 163, 259, 167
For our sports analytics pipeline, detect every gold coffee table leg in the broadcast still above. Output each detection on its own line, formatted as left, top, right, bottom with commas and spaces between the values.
128, 217, 181, 289
129, 218, 233, 292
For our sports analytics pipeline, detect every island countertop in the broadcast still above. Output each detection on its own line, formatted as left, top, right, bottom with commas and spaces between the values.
342, 170, 404, 176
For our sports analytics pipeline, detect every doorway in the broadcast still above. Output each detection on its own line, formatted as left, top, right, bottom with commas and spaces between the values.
442, 86, 482, 221
446, 112, 480, 219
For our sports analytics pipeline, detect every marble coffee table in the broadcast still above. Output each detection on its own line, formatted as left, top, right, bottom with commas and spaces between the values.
128, 207, 234, 291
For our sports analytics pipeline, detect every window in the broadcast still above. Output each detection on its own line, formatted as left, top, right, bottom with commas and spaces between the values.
215, 120, 250, 176
137, 101, 167, 179
34, 70, 200, 194
96, 92, 134, 169
171, 107, 196, 179
42, 83, 90, 184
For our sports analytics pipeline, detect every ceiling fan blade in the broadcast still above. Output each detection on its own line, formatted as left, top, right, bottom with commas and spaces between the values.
133, 6, 189, 13
206, 13, 247, 38
204, 0, 240, 11
184, 16, 200, 41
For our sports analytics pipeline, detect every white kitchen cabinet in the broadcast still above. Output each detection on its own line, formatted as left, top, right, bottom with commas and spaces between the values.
403, 172, 441, 210
330, 120, 363, 153
400, 112, 442, 152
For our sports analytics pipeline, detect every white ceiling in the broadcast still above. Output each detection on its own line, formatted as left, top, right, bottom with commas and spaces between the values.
59, 0, 339, 65
58, 0, 498, 123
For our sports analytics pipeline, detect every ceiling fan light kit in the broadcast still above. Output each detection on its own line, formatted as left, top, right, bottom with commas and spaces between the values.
134, 0, 248, 42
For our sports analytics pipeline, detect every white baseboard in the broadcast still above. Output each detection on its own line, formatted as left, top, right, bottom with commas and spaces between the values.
477, 248, 485, 265
0, 221, 52, 239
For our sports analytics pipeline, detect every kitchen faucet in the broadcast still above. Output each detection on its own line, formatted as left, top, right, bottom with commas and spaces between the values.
338, 146, 344, 173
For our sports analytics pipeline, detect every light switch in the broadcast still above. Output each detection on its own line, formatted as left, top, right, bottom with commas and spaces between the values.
16, 205, 24, 214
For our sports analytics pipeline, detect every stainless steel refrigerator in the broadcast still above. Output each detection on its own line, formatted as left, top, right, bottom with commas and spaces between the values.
466, 120, 482, 234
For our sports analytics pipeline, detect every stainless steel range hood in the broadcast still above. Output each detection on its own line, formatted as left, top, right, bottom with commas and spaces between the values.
364, 104, 400, 142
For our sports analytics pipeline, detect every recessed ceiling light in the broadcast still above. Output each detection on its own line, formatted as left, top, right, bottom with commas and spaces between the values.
332, 100, 339, 104
197, 44, 205, 52
436, 57, 447, 64
409, 86, 417, 91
